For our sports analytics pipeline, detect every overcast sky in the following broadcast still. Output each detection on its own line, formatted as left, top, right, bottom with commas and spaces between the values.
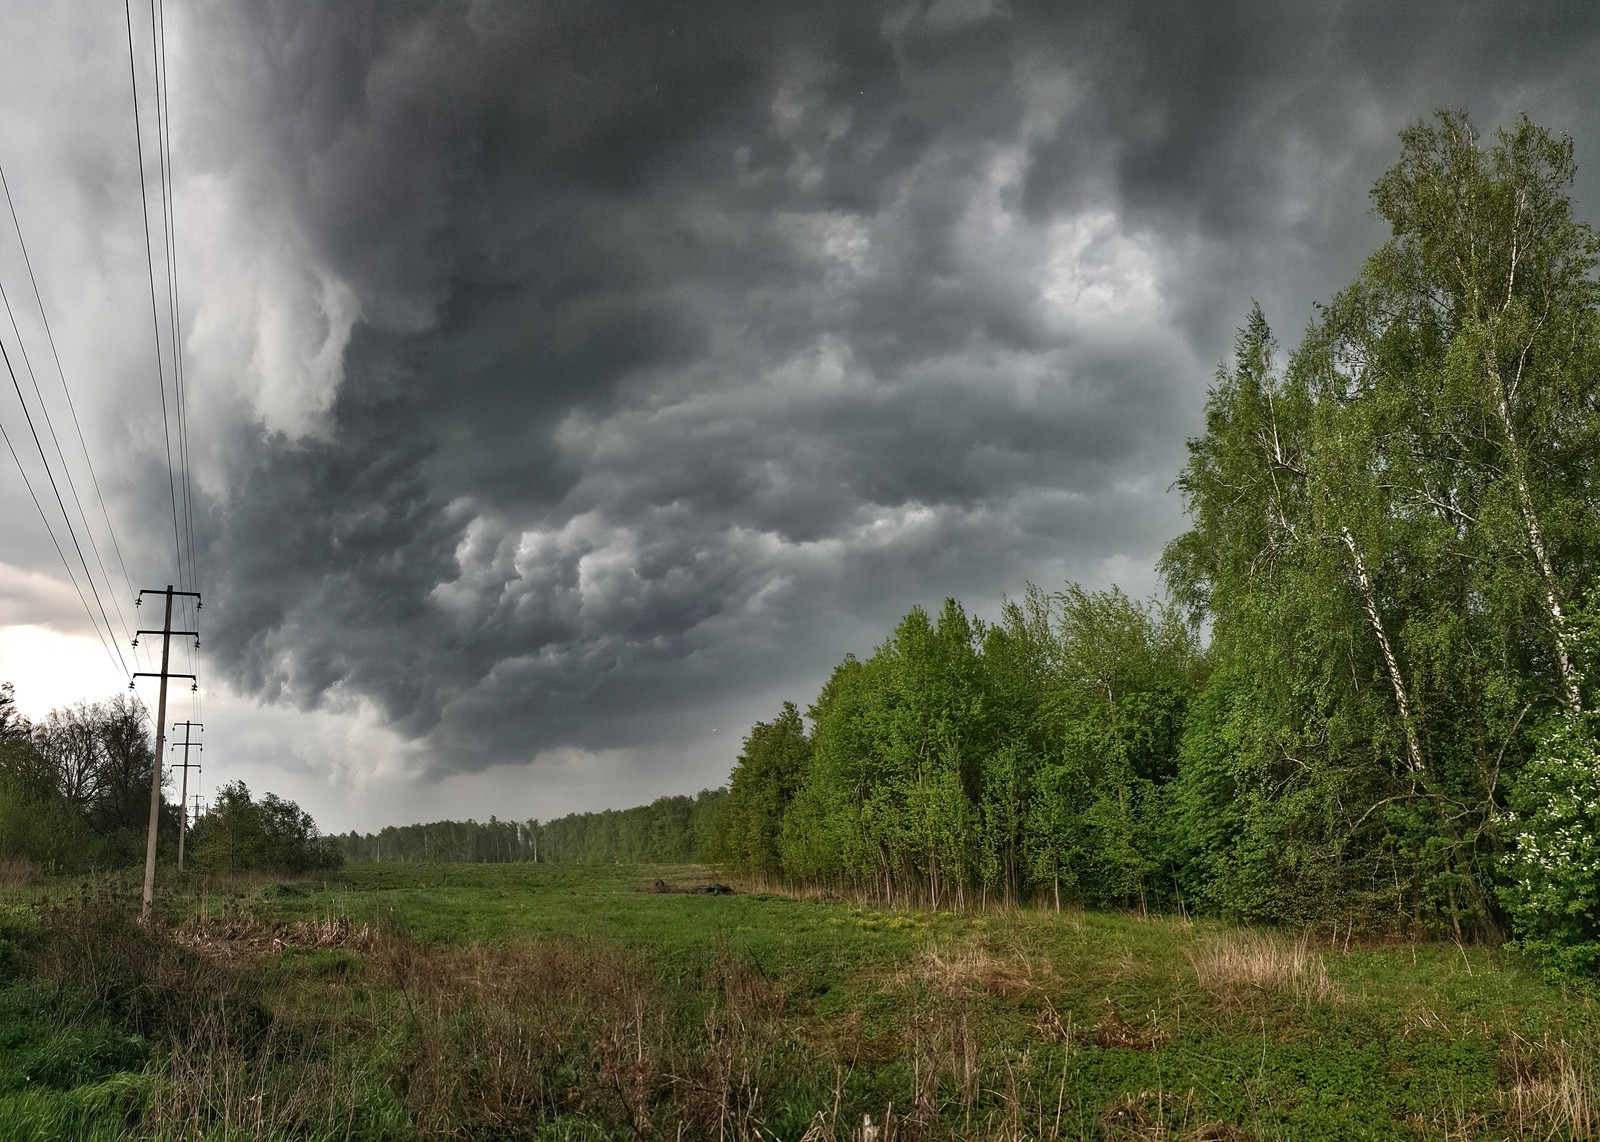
0, 1, 1597, 833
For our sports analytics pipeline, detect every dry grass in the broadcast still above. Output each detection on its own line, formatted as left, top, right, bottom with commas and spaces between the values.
0, 857, 39, 887
893, 939, 1056, 999
1499, 1031, 1598, 1139
1093, 999, 1172, 1052
1187, 930, 1333, 1008
173, 913, 378, 961
1098, 1089, 1251, 1141
370, 933, 800, 1139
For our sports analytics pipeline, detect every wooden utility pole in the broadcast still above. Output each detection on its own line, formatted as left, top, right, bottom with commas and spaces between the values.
171, 721, 203, 873
132, 585, 200, 922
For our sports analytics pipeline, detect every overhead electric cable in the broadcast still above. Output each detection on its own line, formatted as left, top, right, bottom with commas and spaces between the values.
123, 0, 186, 592
0, 274, 134, 647
0, 351, 125, 680
0, 164, 141, 616
152, 0, 196, 595
0, 339, 129, 678
152, 0, 202, 728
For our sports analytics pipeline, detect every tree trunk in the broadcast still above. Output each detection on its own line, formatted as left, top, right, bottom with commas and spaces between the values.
1340, 527, 1427, 775
1486, 352, 1582, 715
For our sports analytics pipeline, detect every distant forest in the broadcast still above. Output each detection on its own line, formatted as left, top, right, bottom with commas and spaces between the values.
340, 113, 1600, 980
333, 791, 725, 866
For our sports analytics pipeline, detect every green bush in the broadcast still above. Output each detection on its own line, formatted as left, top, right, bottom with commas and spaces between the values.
1502, 712, 1600, 981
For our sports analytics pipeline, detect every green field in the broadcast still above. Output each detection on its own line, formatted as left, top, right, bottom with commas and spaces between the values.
0, 862, 1594, 1139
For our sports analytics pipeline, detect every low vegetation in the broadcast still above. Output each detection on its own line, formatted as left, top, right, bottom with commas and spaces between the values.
0, 861, 1597, 1139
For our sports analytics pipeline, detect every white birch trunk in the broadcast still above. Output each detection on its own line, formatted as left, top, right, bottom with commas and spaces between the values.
1340, 527, 1427, 775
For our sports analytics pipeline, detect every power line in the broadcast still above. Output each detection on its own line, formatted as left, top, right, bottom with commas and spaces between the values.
0, 272, 133, 649
0, 164, 141, 618
152, 0, 202, 736
0, 397, 123, 682
0, 338, 129, 679
123, 0, 186, 595
152, 0, 196, 595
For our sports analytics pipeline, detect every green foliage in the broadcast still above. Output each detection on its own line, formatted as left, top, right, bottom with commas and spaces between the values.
1501, 712, 1600, 979
1502, 601, 1600, 979
1159, 111, 1600, 944
190, 781, 343, 875
0, 689, 199, 873
339, 790, 729, 866
721, 588, 1196, 910
718, 702, 810, 877
0, 747, 97, 874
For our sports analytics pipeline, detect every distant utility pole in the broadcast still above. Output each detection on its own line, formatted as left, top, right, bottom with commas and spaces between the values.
132, 584, 200, 922
171, 721, 203, 873
190, 793, 205, 825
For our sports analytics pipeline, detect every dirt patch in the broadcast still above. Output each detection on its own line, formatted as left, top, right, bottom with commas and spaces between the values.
639, 879, 735, 895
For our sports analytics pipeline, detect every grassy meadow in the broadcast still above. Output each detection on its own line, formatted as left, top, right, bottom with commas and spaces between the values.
0, 861, 1595, 1139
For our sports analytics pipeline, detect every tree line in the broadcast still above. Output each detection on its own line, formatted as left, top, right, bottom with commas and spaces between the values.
332, 790, 727, 865
709, 113, 1600, 978
0, 683, 338, 876
0, 685, 170, 870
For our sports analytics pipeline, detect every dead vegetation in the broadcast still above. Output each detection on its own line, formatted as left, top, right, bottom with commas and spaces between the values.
173, 913, 377, 960
1092, 999, 1172, 1052
1187, 930, 1333, 1008
642, 877, 735, 894
1099, 1089, 1251, 1141
0, 857, 39, 887
1498, 1030, 1598, 1139
892, 939, 1057, 999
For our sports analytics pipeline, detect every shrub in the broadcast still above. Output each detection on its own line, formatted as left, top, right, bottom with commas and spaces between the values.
1501, 713, 1600, 982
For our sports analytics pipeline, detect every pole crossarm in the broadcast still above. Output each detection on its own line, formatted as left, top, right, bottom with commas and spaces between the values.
170, 719, 203, 874
133, 584, 201, 921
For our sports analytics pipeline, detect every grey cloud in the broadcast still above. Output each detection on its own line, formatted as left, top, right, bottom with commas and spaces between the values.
70, 0, 1600, 783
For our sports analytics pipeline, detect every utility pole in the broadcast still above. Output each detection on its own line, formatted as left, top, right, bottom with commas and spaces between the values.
190, 793, 205, 827
171, 721, 203, 873
132, 585, 200, 922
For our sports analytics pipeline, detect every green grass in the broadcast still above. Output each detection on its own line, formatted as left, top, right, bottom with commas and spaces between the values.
0, 863, 1595, 1138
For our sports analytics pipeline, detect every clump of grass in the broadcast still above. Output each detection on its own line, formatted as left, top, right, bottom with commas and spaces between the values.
173, 912, 377, 963
1187, 929, 1332, 1008
1093, 999, 1171, 1051
1498, 1030, 1597, 1138
894, 939, 1054, 999
30, 887, 267, 1045
0, 858, 39, 889
24, 887, 393, 1137
371, 930, 816, 1138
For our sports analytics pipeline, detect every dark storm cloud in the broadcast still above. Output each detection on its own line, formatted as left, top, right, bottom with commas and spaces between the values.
169, 0, 1600, 775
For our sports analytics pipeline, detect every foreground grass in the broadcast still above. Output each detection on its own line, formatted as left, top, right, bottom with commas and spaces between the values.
0, 864, 1594, 1139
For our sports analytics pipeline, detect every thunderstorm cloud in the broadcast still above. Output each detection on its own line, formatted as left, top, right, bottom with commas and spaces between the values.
1, 1, 1597, 824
